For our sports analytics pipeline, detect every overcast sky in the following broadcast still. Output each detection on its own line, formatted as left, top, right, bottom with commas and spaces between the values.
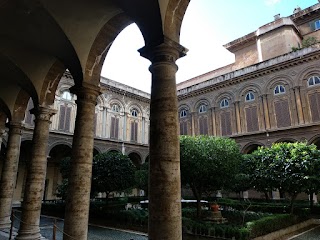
101, 0, 317, 93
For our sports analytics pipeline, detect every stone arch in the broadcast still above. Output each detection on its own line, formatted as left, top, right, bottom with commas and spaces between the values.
214, 91, 235, 108
296, 64, 320, 88
0, 98, 11, 121
274, 138, 297, 143
106, 148, 121, 154
108, 98, 125, 112
48, 144, 72, 164
241, 142, 264, 154
13, 89, 33, 123
127, 103, 143, 117
84, 13, 133, 85
308, 134, 320, 149
144, 155, 149, 163
39, 60, 66, 106
48, 141, 72, 155
128, 151, 142, 167
162, 0, 191, 43
93, 147, 101, 156
238, 83, 262, 102
194, 98, 211, 113
264, 74, 294, 94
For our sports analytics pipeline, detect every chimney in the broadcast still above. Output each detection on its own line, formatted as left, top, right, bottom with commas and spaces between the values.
274, 14, 280, 20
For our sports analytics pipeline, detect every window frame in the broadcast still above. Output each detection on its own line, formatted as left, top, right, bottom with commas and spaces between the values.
220, 98, 229, 108
245, 91, 255, 102
180, 109, 187, 118
308, 75, 320, 87
198, 104, 207, 113
274, 85, 286, 95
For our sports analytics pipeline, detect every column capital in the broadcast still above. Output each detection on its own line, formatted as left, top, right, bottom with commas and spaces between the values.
70, 83, 101, 105
31, 106, 57, 122
6, 121, 24, 135
292, 86, 301, 90
139, 37, 188, 63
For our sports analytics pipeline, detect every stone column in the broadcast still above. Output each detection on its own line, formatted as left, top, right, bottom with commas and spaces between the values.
261, 94, 271, 130
139, 39, 186, 240
0, 121, 23, 229
293, 86, 304, 125
16, 106, 56, 240
63, 84, 100, 240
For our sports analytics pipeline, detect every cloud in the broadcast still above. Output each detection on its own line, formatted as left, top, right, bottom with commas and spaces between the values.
265, 0, 281, 6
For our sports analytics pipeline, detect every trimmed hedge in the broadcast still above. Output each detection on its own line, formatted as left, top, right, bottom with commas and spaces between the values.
246, 214, 300, 238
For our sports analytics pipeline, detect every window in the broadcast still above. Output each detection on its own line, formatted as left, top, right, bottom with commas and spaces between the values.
111, 104, 120, 112
315, 20, 320, 31
110, 117, 119, 139
220, 98, 229, 108
131, 109, 138, 117
245, 91, 255, 102
58, 104, 72, 131
308, 75, 320, 86
61, 91, 72, 101
131, 121, 138, 142
199, 104, 207, 113
180, 109, 187, 118
274, 85, 285, 95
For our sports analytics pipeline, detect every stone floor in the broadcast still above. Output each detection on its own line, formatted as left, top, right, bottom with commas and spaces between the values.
287, 225, 320, 240
0, 211, 148, 240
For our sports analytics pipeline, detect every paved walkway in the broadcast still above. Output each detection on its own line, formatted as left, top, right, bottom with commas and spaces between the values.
0, 211, 147, 240
288, 225, 320, 240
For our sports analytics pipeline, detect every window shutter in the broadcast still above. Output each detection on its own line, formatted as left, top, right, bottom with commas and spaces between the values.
134, 122, 138, 142
245, 106, 259, 132
58, 105, 66, 130
309, 93, 320, 122
115, 118, 119, 139
65, 107, 71, 132
110, 117, 115, 138
131, 121, 135, 141
274, 100, 291, 128
310, 21, 316, 31
220, 111, 232, 136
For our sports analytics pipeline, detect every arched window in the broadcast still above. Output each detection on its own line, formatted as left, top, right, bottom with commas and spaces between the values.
220, 98, 229, 108
111, 104, 120, 112
131, 109, 138, 117
308, 75, 320, 86
180, 109, 187, 118
61, 91, 72, 101
274, 85, 286, 95
245, 91, 255, 102
198, 104, 207, 113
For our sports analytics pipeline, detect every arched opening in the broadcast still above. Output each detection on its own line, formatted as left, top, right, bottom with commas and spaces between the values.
48, 144, 72, 201
242, 143, 263, 154
310, 137, 320, 149
128, 152, 142, 168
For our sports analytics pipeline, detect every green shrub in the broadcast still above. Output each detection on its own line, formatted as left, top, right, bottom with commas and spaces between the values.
247, 214, 300, 238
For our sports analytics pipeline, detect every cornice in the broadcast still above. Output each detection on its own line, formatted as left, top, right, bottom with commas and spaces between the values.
177, 48, 320, 101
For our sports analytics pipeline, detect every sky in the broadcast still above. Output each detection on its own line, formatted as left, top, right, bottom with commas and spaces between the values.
101, 0, 318, 93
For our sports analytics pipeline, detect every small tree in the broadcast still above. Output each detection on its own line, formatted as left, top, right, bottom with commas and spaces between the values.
250, 142, 320, 213
180, 136, 242, 217
92, 152, 136, 199
134, 162, 148, 196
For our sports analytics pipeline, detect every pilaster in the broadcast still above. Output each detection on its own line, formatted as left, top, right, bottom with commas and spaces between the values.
293, 86, 304, 125
234, 101, 241, 134
261, 94, 271, 130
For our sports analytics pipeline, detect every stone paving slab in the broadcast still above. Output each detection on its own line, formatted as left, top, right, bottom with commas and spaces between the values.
1, 211, 148, 240
288, 225, 320, 240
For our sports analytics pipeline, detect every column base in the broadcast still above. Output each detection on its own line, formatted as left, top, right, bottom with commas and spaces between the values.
0, 217, 11, 230
15, 228, 42, 240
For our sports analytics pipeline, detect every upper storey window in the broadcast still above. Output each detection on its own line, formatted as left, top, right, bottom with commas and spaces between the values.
61, 91, 72, 101
308, 75, 320, 86
315, 20, 320, 31
274, 85, 285, 95
111, 104, 120, 112
131, 109, 138, 117
199, 104, 207, 113
180, 109, 187, 118
220, 98, 229, 108
245, 91, 255, 102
